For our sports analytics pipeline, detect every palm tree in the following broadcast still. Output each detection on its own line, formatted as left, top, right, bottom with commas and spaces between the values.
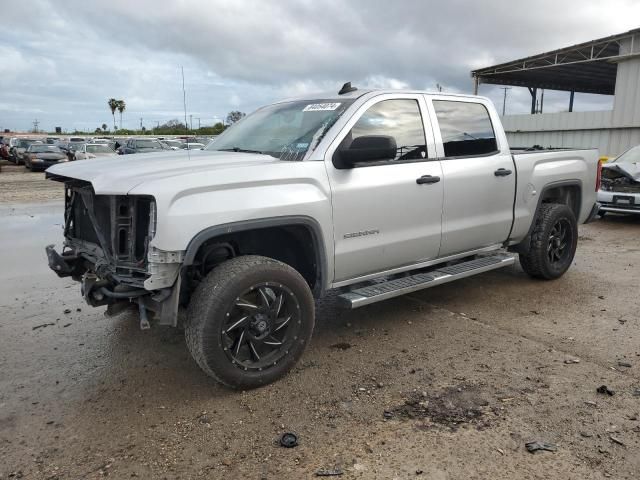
108, 98, 118, 130
116, 100, 126, 130
101, 123, 108, 132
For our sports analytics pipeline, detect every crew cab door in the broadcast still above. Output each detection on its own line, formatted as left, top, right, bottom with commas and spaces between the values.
325, 94, 443, 284
426, 97, 516, 256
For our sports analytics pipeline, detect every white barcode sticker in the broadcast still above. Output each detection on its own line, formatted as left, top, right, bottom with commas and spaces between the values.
302, 103, 341, 112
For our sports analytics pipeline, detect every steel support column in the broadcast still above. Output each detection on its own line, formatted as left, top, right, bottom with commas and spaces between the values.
569, 91, 575, 112
528, 87, 537, 114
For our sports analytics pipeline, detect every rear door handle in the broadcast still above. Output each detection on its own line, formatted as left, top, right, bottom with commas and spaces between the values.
494, 168, 512, 177
416, 175, 441, 185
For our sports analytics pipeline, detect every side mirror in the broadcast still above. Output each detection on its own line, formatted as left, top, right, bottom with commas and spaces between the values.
334, 135, 397, 169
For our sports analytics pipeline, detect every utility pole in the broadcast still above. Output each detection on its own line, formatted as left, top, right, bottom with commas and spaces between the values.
436, 83, 443, 92
500, 87, 511, 116
196, 117, 201, 129
189, 114, 193, 131
140, 118, 143, 131
33, 119, 39, 133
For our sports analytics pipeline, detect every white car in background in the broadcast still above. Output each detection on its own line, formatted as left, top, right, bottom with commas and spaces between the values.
598, 144, 640, 216
182, 142, 206, 150
73, 143, 118, 160
160, 139, 184, 150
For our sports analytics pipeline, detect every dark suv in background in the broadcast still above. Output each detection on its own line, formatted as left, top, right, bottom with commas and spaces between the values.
119, 138, 167, 155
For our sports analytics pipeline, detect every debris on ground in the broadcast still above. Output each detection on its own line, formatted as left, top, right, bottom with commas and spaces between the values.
633, 389, 640, 397
32, 322, 55, 330
63, 323, 72, 328
279, 432, 298, 448
387, 384, 491, 431
315, 467, 344, 476
329, 342, 351, 350
617, 361, 632, 368
584, 401, 598, 407
525, 441, 558, 453
63, 308, 71, 314
609, 436, 626, 447
564, 358, 580, 364
597, 385, 615, 396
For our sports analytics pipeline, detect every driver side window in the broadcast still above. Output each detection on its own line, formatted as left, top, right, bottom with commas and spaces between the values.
348, 99, 427, 162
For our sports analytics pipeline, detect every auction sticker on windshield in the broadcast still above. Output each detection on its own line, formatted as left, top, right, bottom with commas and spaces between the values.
303, 103, 341, 112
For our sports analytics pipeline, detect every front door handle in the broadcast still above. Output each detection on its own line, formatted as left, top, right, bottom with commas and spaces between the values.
416, 175, 441, 185
494, 168, 512, 177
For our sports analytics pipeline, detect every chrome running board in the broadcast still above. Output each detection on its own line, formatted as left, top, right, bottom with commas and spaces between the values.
337, 253, 515, 309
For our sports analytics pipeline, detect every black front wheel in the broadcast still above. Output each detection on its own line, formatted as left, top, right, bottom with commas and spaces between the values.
519, 203, 578, 280
185, 255, 315, 389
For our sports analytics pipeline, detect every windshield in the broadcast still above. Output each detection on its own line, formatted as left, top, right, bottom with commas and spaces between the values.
614, 145, 640, 164
87, 145, 114, 154
31, 145, 62, 153
136, 140, 163, 149
19, 139, 39, 148
208, 99, 355, 160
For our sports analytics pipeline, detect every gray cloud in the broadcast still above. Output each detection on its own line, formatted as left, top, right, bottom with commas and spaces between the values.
1, 0, 638, 131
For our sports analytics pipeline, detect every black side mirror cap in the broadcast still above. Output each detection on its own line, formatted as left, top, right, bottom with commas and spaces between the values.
333, 135, 397, 169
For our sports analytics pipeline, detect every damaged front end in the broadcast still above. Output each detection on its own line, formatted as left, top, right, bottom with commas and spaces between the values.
46, 177, 183, 327
598, 162, 640, 214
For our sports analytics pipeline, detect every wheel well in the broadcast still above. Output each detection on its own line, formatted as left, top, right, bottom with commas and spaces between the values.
540, 184, 580, 218
184, 225, 321, 298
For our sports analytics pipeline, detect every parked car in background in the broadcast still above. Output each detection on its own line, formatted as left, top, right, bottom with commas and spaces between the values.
57, 142, 84, 161
160, 139, 184, 150
181, 142, 206, 150
119, 138, 167, 155
1, 137, 18, 159
73, 143, 118, 160
13, 139, 42, 164
598, 144, 640, 216
24, 144, 67, 171
45, 137, 58, 145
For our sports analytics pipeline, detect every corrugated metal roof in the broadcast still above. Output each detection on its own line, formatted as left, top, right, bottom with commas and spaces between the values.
472, 28, 640, 95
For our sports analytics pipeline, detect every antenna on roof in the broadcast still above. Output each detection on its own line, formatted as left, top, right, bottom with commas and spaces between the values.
338, 82, 358, 95
181, 66, 191, 160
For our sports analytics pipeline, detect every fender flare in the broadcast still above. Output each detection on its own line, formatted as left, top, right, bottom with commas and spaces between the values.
182, 215, 328, 297
509, 179, 582, 254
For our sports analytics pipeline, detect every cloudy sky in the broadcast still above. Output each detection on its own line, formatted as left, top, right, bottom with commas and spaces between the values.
1, 0, 639, 133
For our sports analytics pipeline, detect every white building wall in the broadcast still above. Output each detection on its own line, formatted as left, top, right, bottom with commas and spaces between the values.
502, 34, 640, 158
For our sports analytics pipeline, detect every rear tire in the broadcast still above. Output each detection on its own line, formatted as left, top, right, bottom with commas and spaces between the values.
519, 203, 578, 280
185, 255, 315, 389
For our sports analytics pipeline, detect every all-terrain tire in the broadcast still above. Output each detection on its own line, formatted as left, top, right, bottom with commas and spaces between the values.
519, 203, 578, 280
185, 255, 315, 389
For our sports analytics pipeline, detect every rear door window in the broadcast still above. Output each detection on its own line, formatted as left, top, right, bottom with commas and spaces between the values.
433, 101, 498, 158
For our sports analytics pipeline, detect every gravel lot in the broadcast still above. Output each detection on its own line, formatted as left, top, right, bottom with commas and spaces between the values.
0, 164, 63, 203
0, 171, 639, 479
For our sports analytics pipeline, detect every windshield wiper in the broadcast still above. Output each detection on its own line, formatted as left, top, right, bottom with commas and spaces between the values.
218, 147, 264, 154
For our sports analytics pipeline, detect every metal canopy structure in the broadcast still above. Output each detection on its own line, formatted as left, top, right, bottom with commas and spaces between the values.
472, 28, 640, 113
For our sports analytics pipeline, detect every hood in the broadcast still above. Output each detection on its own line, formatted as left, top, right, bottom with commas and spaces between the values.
602, 161, 640, 182
46, 149, 280, 194
35, 152, 66, 160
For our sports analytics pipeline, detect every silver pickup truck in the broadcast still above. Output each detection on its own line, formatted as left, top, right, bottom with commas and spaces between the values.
45, 84, 601, 388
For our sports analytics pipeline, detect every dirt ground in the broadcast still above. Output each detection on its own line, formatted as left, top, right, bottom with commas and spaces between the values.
0, 176, 639, 479
0, 163, 63, 203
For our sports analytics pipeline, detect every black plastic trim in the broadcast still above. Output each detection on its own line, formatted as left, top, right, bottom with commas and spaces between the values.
182, 216, 328, 297
509, 179, 583, 253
